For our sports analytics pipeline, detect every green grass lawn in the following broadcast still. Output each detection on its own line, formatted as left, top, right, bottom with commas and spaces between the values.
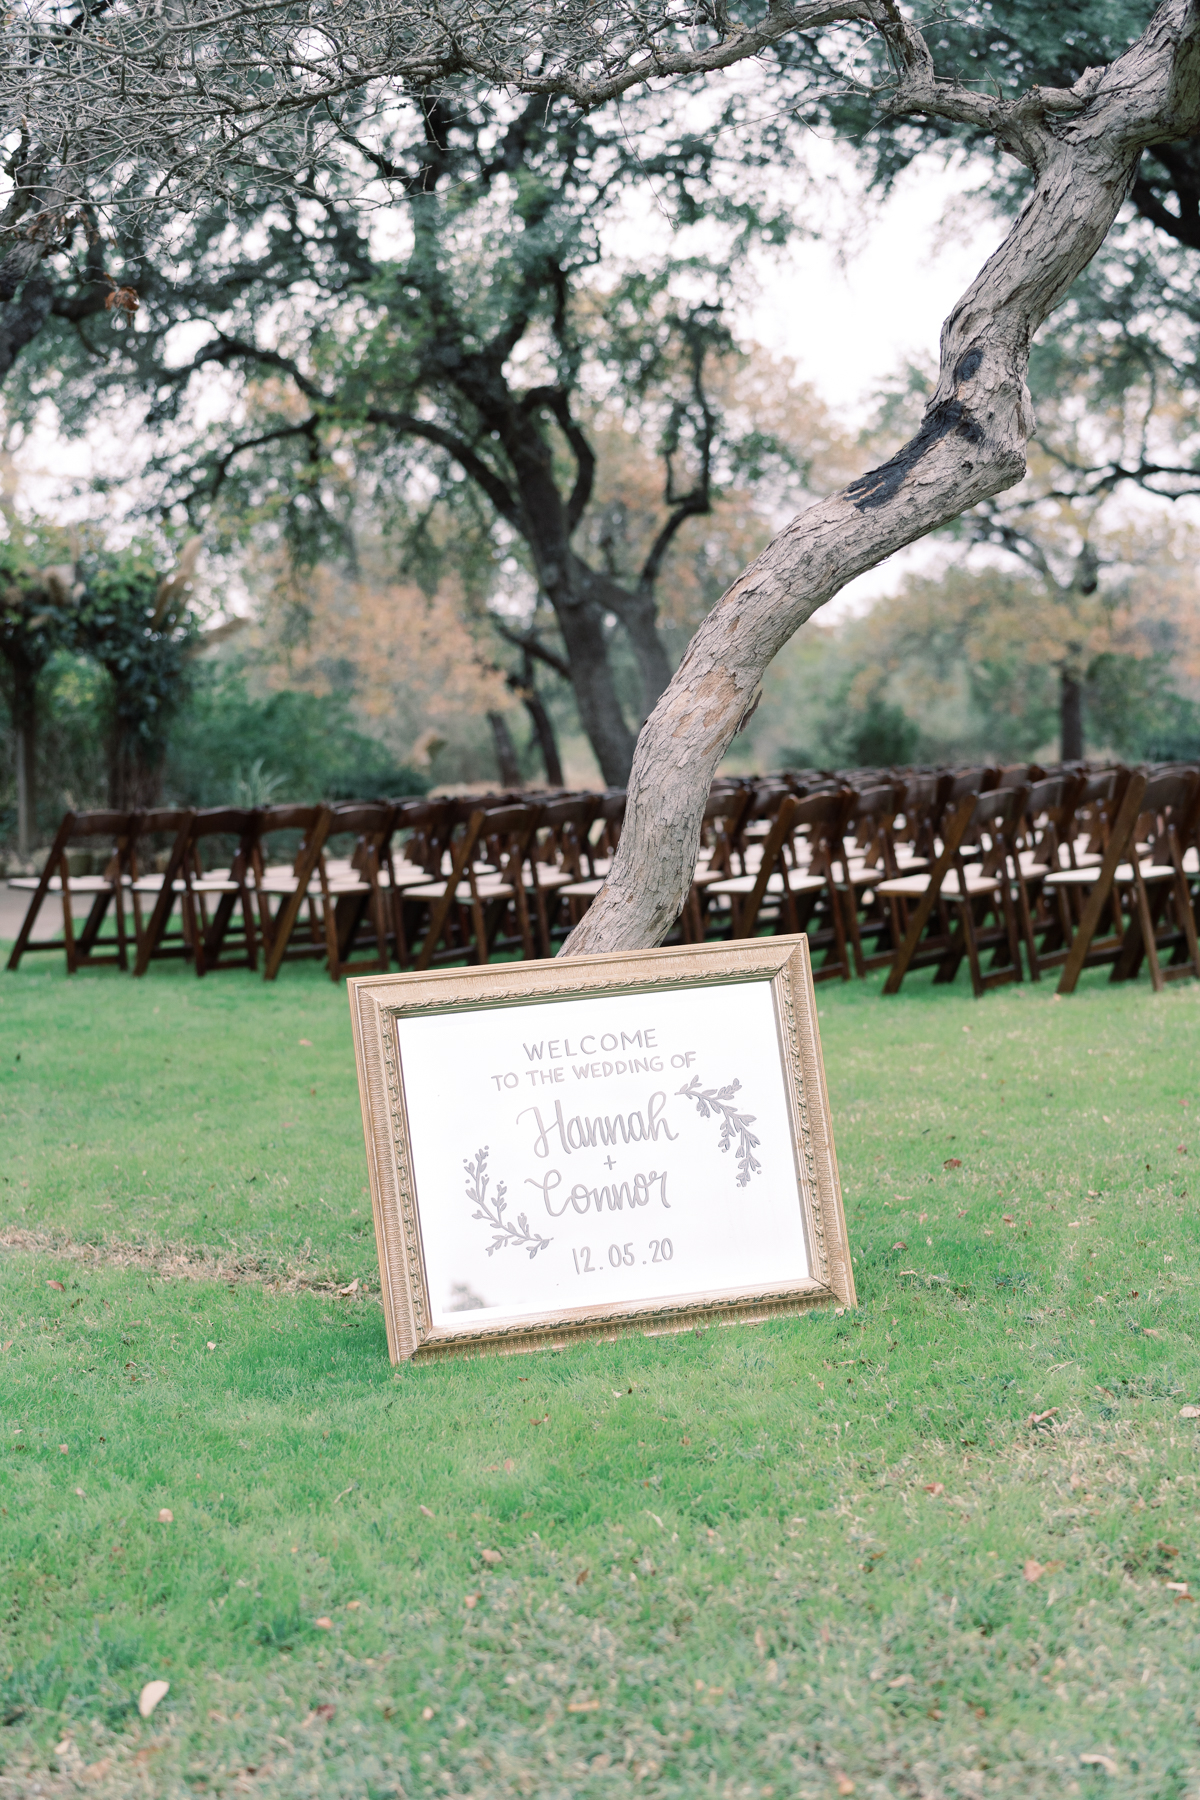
2, 947, 1199, 1799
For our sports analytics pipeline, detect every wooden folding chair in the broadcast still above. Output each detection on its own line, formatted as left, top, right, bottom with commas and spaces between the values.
404, 802, 540, 969
133, 807, 261, 978
679, 784, 756, 942
879, 785, 1029, 998
525, 794, 600, 956
705, 789, 856, 979
383, 798, 457, 966
127, 808, 197, 973
557, 790, 627, 926
835, 781, 906, 975
6, 810, 135, 973
890, 771, 940, 874
1045, 772, 1150, 993
313, 802, 397, 982
254, 804, 338, 981
1100, 770, 1199, 991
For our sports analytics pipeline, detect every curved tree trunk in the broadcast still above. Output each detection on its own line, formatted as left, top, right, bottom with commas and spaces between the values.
562, 3, 1200, 954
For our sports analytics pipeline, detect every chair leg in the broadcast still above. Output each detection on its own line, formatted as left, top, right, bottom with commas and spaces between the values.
960, 900, 986, 999
1016, 877, 1041, 980
1132, 873, 1164, 993
1175, 867, 1200, 979
61, 864, 79, 975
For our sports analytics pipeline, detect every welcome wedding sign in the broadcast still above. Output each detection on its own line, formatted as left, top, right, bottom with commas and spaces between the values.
349, 937, 854, 1361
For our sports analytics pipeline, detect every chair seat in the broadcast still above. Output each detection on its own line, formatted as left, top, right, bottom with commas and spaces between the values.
707, 871, 826, 898
559, 878, 605, 898
1044, 861, 1177, 888
257, 876, 321, 897
877, 869, 1001, 899
528, 868, 574, 889
405, 880, 514, 903
132, 876, 187, 894
1184, 846, 1198, 875
844, 862, 888, 887
8, 873, 116, 893
191, 878, 243, 895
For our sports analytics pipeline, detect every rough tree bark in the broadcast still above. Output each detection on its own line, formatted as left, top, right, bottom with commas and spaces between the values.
1060, 670, 1085, 762
563, 0, 1200, 954
487, 709, 524, 788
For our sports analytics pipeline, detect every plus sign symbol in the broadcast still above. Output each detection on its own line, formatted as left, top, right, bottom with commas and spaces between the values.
604, 1155, 616, 1170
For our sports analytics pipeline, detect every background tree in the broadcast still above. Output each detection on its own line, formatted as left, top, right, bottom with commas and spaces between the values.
10, 89, 815, 787
735, 546, 1200, 773
0, 533, 77, 854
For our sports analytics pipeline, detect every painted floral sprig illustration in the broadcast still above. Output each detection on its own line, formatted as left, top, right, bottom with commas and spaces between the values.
676, 1076, 762, 1187
464, 1146, 551, 1259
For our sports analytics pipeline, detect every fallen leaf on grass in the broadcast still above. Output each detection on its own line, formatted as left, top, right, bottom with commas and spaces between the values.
463, 1592, 482, 1610
419, 1504, 434, 1517
1165, 1581, 1190, 1594
80, 1758, 113, 1783
421, 1706, 434, 1721
1002, 1214, 1016, 1227
138, 1680, 169, 1719
47, 1280, 65, 1292
887, 1673, 914, 1688
567, 1698, 600, 1713
575, 1568, 590, 1585
918, 1211, 928, 1225
206, 1341, 216, 1350
337, 1280, 360, 1295
0, 1342, 11, 1352
891, 1242, 907, 1252
75, 1487, 84, 1497
1080, 1753, 1118, 1776
314, 1617, 333, 1630
833, 1775, 855, 1796
346, 1600, 361, 1610
158, 1509, 173, 1523
1179, 1406, 1200, 1419
922, 1483, 944, 1497
58, 1443, 68, 1454
1028, 1407, 1059, 1428
299, 1039, 313, 1047
943, 1158, 962, 1171
1024, 1560, 1046, 1582
530, 1413, 550, 1426
481, 1549, 502, 1565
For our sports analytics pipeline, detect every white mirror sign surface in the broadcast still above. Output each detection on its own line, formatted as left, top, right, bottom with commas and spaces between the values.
350, 940, 854, 1361
400, 978, 808, 1327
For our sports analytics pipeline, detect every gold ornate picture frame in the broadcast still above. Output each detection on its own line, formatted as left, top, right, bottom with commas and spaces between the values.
348, 936, 855, 1362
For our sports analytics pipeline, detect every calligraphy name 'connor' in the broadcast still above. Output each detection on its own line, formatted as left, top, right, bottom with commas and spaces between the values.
517, 1093, 678, 1159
